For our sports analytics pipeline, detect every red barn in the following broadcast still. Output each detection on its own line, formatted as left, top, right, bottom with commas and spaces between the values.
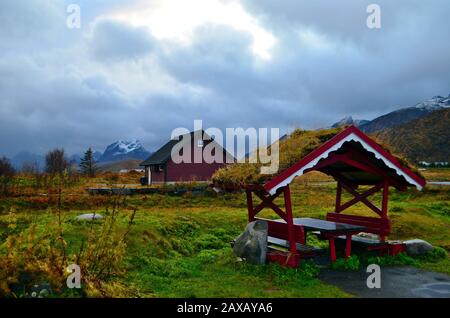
140, 130, 234, 185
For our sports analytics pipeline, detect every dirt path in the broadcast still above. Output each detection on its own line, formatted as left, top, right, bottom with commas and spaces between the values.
319, 266, 450, 298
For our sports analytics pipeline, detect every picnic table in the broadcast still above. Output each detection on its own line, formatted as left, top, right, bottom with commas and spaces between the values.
270, 217, 366, 262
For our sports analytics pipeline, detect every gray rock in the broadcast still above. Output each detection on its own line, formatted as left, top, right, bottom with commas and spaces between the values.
28, 283, 53, 298
404, 239, 433, 257
233, 220, 268, 265
75, 213, 103, 221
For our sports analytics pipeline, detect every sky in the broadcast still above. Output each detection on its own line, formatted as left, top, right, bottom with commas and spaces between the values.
0, 0, 449, 157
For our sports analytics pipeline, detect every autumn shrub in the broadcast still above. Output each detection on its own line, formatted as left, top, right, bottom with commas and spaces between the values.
0, 184, 137, 297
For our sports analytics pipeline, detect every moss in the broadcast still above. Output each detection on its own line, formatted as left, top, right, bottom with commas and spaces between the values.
212, 126, 423, 189
212, 127, 345, 188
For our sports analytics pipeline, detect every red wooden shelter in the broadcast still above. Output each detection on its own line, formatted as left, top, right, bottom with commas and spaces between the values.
245, 126, 426, 266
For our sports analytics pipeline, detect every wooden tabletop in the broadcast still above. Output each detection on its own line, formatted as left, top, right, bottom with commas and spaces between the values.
292, 217, 366, 233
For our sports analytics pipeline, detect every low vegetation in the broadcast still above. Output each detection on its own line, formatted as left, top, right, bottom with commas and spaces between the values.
0, 169, 448, 297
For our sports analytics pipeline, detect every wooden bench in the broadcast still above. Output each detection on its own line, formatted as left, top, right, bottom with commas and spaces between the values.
255, 217, 305, 245
325, 212, 391, 247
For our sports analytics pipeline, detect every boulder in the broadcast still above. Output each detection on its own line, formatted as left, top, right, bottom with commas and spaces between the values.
28, 283, 53, 298
233, 220, 268, 265
404, 239, 433, 257
75, 213, 103, 221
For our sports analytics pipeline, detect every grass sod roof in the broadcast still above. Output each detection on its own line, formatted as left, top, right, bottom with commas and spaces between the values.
211, 126, 423, 190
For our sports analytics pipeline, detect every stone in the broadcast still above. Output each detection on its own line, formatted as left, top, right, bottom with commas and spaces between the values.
28, 283, 53, 298
75, 213, 103, 221
404, 239, 433, 257
232, 220, 268, 265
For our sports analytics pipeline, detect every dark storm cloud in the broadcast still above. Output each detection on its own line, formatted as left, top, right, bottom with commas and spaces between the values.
158, 24, 311, 130
240, 0, 450, 115
0, 0, 449, 158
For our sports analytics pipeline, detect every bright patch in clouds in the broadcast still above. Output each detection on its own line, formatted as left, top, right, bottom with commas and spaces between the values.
103, 0, 276, 60
297, 29, 331, 51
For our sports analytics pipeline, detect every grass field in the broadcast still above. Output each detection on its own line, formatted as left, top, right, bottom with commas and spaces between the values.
0, 169, 448, 297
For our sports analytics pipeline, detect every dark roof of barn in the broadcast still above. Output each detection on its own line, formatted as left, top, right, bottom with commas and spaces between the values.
140, 130, 236, 166
140, 131, 198, 166
140, 139, 179, 166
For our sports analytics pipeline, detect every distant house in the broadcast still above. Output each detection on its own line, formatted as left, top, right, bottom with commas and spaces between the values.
140, 130, 234, 185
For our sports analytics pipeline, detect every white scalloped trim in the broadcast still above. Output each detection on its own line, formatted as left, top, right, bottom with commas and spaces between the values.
268, 133, 423, 195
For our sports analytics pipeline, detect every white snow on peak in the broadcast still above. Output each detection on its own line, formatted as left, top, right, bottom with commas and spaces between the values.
109, 140, 143, 156
414, 95, 450, 110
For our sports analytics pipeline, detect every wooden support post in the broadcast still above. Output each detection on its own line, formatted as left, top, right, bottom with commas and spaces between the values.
246, 189, 254, 222
382, 179, 389, 218
329, 237, 336, 262
283, 185, 297, 254
338, 180, 384, 216
335, 181, 342, 213
345, 234, 352, 259
380, 179, 389, 242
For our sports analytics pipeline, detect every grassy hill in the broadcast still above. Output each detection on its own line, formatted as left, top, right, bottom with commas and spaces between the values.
375, 108, 450, 163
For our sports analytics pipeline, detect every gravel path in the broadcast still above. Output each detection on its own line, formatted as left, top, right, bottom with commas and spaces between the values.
319, 266, 450, 298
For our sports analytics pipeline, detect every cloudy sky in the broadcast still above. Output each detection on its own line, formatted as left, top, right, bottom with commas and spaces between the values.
1, 0, 449, 157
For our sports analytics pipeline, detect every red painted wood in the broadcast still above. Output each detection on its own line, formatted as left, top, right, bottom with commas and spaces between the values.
347, 126, 426, 188
147, 138, 229, 183
246, 190, 254, 222
338, 181, 383, 216
346, 148, 406, 190
382, 179, 389, 218
267, 251, 300, 268
329, 237, 336, 262
326, 213, 391, 237
335, 181, 342, 213
304, 153, 347, 173
284, 185, 300, 252
388, 243, 406, 256
252, 190, 287, 221
264, 125, 426, 193
345, 234, 352, 259
259, 218, 305, 244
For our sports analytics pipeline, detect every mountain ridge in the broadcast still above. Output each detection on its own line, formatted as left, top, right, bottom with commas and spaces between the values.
99, 139, 151, 163
374, 108, 450, 163
359, 94, 450, 133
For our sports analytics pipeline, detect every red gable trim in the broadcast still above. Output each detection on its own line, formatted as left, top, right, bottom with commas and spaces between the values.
263, 126, 426, 194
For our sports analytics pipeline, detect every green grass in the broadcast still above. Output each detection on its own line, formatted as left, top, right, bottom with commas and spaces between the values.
0, 175, 449, 297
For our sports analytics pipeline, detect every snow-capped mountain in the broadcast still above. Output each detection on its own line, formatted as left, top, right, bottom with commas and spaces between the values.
358, 93, 450, 134
331, 116, 369, 128
99, 139, 151, 163
413, 95, 450, 110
